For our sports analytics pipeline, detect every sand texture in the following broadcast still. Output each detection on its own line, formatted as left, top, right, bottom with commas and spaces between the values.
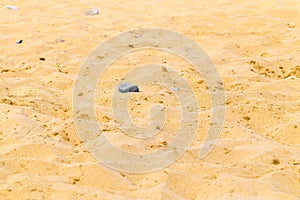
0, 0, 300, 199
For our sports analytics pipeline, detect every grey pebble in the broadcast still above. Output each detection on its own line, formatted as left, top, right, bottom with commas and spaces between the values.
16, 40, 22, 44
56, 38, 65, 43
5, 5, 18, 10
85, 8, 99, 16
118, 82, 139, 93
171, 87, 180, 91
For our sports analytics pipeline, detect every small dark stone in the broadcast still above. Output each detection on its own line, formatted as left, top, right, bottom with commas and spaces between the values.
243, 116, 250, 121
16, 40, 22, 44
272, 159, 280, 165
39, 57, 46, 61
118, 82, 139, 93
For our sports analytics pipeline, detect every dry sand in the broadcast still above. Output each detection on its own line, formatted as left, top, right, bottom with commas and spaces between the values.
0, 0, 300, 199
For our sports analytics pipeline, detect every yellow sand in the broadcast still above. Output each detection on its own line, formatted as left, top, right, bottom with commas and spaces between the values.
0, 0, 299, 199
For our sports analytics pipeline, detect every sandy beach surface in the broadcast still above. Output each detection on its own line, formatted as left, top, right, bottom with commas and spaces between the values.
0, 0, 300, 199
